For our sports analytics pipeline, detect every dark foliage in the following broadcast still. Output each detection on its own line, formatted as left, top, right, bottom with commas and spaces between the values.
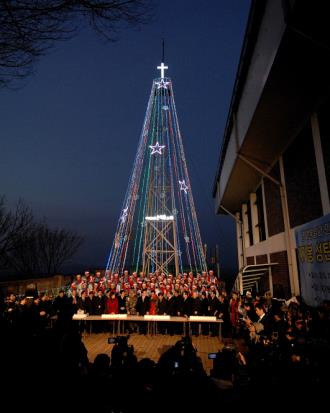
0, 0, 153, 87
0, 196, 83, 276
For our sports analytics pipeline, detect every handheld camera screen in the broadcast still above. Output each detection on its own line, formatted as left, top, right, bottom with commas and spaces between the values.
208, 353, 217, 360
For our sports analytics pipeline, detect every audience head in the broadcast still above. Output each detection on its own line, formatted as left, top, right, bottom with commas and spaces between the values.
255, 302, 265, 317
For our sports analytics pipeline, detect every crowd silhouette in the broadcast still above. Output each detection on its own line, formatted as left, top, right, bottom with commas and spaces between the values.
1, 270, 329, 411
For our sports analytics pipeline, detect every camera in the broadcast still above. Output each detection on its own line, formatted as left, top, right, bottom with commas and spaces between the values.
175, 336, 196, 357
108, 335, 130, 345
210, 347, 237, 380
110, 335, 136, 368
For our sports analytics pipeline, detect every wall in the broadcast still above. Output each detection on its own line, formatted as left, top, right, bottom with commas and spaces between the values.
317, 101, 330, 197
269, 251, 290, 298
264, 162, 284, 236
0, 275, 72, 297
283, 123, 323, 228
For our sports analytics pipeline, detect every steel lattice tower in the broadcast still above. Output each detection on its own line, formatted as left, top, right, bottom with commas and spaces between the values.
106, 62, 207, 276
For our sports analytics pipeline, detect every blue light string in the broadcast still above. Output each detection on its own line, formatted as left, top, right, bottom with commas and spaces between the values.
106, 75, 207, 276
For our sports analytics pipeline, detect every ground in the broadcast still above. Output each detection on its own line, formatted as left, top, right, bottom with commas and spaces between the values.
82, 333, 227, 375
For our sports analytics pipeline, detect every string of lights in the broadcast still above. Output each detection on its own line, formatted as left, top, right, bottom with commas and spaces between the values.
106, 63, 207, 276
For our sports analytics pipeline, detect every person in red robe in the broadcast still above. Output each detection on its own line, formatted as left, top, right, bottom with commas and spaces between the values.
229, 291, 239, 337
106, 292, 118, 314
149, 292, 158, 315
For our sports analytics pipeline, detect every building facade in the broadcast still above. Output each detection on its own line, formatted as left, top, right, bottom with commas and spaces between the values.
213, 0, 330, 298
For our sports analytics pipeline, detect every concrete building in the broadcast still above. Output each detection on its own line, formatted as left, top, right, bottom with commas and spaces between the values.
213, 0, 330, 299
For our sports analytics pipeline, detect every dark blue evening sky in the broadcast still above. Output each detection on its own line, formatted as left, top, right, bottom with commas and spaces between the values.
0, 0, 250, 278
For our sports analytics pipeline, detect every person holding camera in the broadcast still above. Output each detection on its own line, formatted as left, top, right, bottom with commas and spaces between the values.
244, 302, 272, 343
110, 335, 137, 369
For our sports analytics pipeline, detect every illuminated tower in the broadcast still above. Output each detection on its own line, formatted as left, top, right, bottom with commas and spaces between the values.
106, 62, 207, 275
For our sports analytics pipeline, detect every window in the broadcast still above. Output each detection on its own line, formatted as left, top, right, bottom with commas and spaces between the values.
256, 185, 266, 241
246, 201, 254, 246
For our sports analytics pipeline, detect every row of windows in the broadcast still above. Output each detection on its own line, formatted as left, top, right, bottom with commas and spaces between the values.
242, 106, 329, 247
243, 185, 266, 247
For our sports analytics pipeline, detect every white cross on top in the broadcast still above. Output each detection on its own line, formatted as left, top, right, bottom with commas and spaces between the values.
157, 62, 168, 78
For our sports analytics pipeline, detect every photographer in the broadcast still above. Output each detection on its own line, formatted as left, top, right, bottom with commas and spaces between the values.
244, 302, 272, 343
210, 347, 238, 391
158, 336, 204, 377
110, 335, 137, 369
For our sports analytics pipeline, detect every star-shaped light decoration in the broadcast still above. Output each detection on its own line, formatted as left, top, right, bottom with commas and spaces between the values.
162, 105, 169, 110
155, 79, 170, 89
120, 207, 128, 223
149, 142, 165, 155
179, 179, 188, 194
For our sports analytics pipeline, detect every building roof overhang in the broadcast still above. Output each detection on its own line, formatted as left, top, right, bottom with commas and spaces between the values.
214, 0, 330, 214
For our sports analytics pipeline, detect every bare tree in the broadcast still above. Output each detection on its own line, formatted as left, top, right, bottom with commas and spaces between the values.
8, 223, 83, 275
3, 223, 40, 275
0, 0, 153, 87
36, 223, 83, 275
0, 197, 83, 276
0, 196, 34, 268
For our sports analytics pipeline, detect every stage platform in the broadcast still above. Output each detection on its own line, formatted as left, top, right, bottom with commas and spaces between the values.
82, 333, 225, 375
